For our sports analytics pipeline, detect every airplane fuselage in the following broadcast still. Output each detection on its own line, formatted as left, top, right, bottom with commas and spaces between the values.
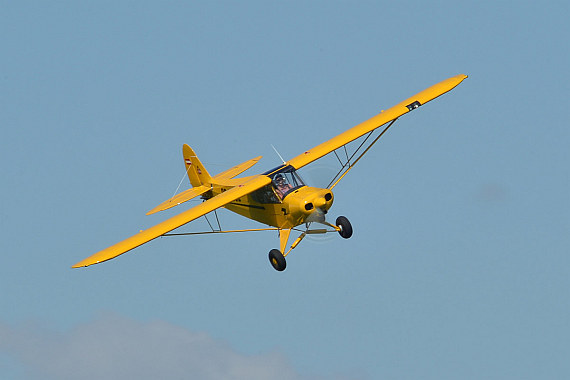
208, 165, 334, 229
222, 184, 333, 229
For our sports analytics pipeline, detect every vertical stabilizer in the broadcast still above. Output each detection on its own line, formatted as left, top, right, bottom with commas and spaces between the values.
182, 144, 212, 187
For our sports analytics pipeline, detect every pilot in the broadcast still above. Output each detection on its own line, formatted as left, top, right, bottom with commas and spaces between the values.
274, 174, 292, 198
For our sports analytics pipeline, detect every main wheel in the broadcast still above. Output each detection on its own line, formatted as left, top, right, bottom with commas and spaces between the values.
336, 216, 353, 239
268, 249, 286, 271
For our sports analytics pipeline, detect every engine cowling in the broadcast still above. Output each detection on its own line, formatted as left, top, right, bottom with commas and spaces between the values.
282, 186, 334, 226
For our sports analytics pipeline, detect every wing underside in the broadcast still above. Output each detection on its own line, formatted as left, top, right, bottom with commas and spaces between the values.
72, 175, 271, 268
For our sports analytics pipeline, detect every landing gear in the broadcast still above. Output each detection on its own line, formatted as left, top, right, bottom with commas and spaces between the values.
269, 249, 286, 271
335, 216, 352, 239
269, 218, 351, 270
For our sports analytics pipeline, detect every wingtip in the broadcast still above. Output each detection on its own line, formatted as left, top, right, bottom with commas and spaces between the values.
445, 74, 468, 90
72, 260, 96, 268
71, 259, 96, 268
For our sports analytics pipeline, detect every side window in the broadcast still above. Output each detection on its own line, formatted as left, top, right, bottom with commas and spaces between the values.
251, 185, 280, 204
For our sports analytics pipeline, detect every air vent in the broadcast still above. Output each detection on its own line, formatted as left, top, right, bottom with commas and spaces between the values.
324, 193, 332, 201
305, 203, 314, 211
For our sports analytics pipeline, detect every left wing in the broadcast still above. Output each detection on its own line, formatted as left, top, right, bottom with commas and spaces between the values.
72, 175, 271, 268
287, 74, 467, 170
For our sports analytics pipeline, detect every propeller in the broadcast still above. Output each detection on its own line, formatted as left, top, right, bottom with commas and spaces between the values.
299, 162, 338, 189
306, 206, 326, 224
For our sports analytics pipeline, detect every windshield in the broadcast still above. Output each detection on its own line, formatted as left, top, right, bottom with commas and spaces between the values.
269, 166, 305, 199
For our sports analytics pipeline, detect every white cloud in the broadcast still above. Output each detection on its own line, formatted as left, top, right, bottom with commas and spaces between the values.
0, 314, 308, 380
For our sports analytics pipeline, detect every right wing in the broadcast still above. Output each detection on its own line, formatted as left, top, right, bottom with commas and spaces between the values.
72, 175, 271, 268
286, 74, 467, 170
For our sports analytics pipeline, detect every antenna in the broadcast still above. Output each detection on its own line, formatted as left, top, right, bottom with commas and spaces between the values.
271, 144, 286, 164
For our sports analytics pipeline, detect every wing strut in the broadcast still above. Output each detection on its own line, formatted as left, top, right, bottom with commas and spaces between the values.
203, 209, 223, 232
326, 119, 398, 189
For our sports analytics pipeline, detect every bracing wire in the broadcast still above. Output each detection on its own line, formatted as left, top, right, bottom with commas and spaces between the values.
170, 164, 192, 199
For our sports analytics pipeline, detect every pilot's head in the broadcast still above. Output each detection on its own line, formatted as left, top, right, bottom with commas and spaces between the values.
275, 174, 285, 185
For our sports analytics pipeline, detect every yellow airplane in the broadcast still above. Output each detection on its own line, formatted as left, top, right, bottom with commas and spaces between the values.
73, 74, 467, 271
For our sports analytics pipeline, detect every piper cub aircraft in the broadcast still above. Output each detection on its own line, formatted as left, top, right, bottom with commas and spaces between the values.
73, 74, 467, 271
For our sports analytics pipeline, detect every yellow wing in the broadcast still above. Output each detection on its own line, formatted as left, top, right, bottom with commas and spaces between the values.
72, 175, 271, 268
286, 74, 468, 170
146, 185, 210, 215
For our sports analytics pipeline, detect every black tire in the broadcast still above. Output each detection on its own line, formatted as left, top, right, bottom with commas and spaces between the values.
336, 216, 353, 239
268, 249, 286, 271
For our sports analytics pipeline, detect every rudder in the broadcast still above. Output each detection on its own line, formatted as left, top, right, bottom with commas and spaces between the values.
182, 144, 212, 187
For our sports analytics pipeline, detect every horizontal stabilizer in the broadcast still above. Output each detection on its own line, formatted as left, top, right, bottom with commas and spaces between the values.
146, 185, 210, 215
213, 156, 262, 180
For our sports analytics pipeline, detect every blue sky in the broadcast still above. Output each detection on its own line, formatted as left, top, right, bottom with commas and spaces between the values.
1, 1, 568, 379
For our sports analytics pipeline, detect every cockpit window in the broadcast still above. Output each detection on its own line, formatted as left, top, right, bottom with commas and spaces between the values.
269, 166, 305, 199
250, 185, 280, 204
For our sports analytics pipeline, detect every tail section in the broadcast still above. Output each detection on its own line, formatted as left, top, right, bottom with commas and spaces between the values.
182, 144, 212, 187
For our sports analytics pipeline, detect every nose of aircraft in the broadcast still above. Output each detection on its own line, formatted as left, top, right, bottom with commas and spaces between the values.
302, 193, 331, 214
286, 187, 334, 224
305, 196, 330, 223
314, 197, 327, 209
